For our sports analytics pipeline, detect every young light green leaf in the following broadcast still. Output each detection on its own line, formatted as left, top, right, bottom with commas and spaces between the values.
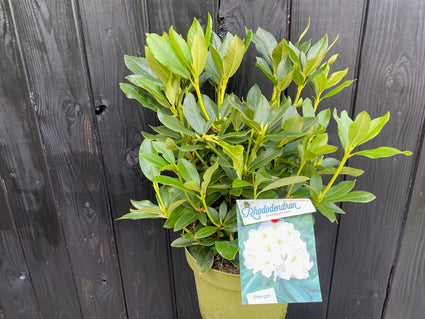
232, 179, 252, 188
258, 176, 309, 195
222, 35, 246, 79
322, 180, 356, 203
333, 109, 353, 151
348, 111, 371, 147
323, 80, 354, 99
201, 161, 219, 194
353, 147, 412, 158
307, 34, 328, 60
166, 199, 187, 216
151, 175, 195, 195
325, 68, 348, 89
141, 153, 169, 169
145, 46, 172, 85
146, 33, 191, 79
187, 18, 204, 48
339, 191, 376, 203
219, 141, 244, 179
169, 27, 193, 66
117, 210, 164, 220
358, 112, 390, 145
319, 166, 365, 177
191, 32, 208, 76
120, 83, 164, 113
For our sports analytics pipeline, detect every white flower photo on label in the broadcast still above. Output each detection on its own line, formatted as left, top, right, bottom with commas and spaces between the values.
242, 220, 313, 281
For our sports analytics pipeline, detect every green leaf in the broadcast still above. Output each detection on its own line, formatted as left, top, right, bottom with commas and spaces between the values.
222, 35, 246, 79
167, 199, 187, 215
191, 32, 208, 76
174, 211, 198, 231
170, 237, 197, 247
255, 57, 276, 84
348, 111, 371, 147
249, 148, 282, 170
215, 240, 239, 260
325, 68, 348, 89
318, 166, 365, 177
339, 191, 376, 203
254, 27, 277, 59
258, 176, 309, 195
353, 147, 412, 158
146, 33, 191, 79
145, 46, 172, 85
322, 180, 355, 203
169, 27, 193, 66
316, 203, 345, 222
120, 83, 164, 113
333, 109, 353, 151
194, 226, 218, 239
151, 175, 195, 194
277, 71, 294, 92
307, 34, 328, 60
323, 80, 354, 99
117, 211, 164, 220
124, 55, 157, 80
292, 62, 304, 86
191, 246, 215, 273
152, 140, 175, 164
141, 153, 169, 169
187, 18, 204, 49
232, 179, 252, 188
126, 75, 169, 107
182, 93, 206, 134
218, 141, 244, 179
303, 50, 325, 78
158, 110, 196, 137
163, 206, 186, 228
358, 112, 390, 145
271, 39, 288, 70
296, 18, 310, 46
139, 139, 159, 180
184, 181, 201, 192
205, 14, 213, 45
209, 45, 223, 73
201, 161, 219, 194
246, 85, 270, 125
178, 158, 200, 184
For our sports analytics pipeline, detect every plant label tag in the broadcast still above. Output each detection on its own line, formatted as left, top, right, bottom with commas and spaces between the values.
236, 198, 316, 225
237, 207, 322, 304
246, 288, 278, 304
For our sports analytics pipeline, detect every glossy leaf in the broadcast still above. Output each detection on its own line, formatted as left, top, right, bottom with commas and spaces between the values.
215, 240, 239, 260
178, 158, 200, 184
353, 147, 412, 158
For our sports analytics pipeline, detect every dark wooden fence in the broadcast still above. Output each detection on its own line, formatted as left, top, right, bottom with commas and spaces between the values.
1, 0, 424, 318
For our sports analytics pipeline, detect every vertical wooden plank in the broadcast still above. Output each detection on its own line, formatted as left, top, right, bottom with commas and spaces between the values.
328, 0, 425, 317
76, 0, 176, 317
0, 180, 40, 319
219, 0, 288, 98
146, 2, 217, 318
383, 126, 425, 318
0, 1, 82, 318
287, 2, 366, 318
9, 0, 128, 317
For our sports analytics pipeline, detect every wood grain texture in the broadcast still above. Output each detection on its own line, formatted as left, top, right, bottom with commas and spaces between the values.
328, 0, 425, 317
380, 6, 425, 317
8, 0, 127, 317
287, 2, 366, 318
76, 0, 176, 317
0, 177, 40, 319
0, 2, 82, 317
383, 124, 425, 318
219, 0, 287, 98
146, 2, 218, 318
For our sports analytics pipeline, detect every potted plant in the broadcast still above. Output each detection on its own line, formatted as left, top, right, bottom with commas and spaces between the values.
118, 16, 411, 319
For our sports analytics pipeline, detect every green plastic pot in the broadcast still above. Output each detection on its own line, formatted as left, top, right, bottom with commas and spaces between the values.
185, 249, 288, 319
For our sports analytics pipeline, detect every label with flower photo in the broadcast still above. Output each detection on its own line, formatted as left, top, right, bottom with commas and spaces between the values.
237, 202, 322, 304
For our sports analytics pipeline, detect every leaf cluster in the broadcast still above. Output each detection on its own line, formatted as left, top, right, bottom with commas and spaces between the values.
118, 16, 412, 272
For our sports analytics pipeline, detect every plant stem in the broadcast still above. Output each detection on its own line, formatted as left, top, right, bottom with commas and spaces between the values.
286, 160, 306, 198
217, 77, 228, 108
200, 195, 220, 227
317, 152, 351, 202
192, 77, 210, 121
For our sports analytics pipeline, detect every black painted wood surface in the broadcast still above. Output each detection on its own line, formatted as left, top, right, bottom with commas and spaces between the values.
0, 0, 424, 318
